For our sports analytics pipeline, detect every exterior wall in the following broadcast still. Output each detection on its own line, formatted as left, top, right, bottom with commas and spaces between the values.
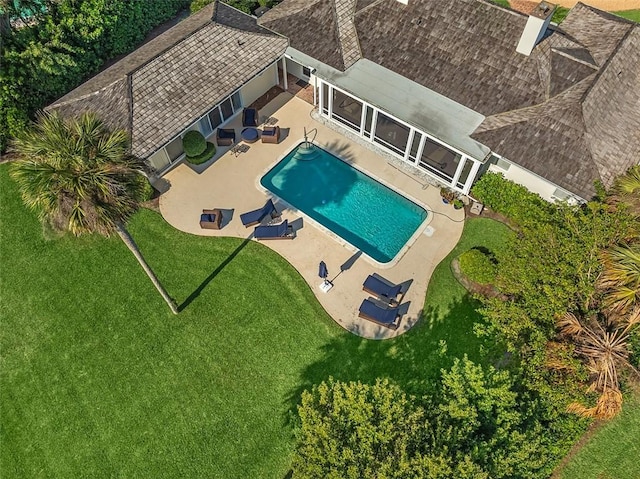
285, 57, 305, 80
240, 63, 277, 106
488, 161, 580, 203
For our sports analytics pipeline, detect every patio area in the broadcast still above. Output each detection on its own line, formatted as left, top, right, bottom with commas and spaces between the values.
159, 93, 464, 339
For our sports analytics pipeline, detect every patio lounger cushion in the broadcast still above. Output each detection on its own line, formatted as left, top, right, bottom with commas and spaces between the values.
242, 108, 258, 127
358, 298, 401, 330
240, 199, 280, 227
254, 220, 295, 240
362, 274, 403, 303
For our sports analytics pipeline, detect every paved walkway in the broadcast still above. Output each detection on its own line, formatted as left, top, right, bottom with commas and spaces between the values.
159, 94, 464, 339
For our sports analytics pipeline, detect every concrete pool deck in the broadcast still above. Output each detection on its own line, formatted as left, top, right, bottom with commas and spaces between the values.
159, 93, 465, 339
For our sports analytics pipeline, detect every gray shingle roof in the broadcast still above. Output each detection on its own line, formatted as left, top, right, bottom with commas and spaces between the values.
259, 0, 345, 70
473, 15, 640, 199
261, 0, 639, 199
48, 2, 288, 158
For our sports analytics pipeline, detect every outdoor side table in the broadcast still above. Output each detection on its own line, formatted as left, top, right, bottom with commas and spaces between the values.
241, 127, 259, 143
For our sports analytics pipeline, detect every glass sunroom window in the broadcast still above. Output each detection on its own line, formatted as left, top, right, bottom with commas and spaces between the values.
373, 112, 410, 156
331, 89, 362, 132
456, 158, 474, 189
418, 138, 461, 182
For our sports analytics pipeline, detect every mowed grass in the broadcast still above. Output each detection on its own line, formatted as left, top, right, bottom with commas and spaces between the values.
613, 9, 640, 22
558, 393, 640, 479
0, 163, 511, 478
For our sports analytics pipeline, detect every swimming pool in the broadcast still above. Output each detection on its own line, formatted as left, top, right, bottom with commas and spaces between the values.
260, 143, 428, 263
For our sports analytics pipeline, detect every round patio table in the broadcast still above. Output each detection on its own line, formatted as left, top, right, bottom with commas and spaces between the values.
241, 127, 259, 143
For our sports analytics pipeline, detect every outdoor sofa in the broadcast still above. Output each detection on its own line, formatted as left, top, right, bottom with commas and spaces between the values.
240, 199, 280, 227
358, 297, 403, 330
254, 220, 296, 240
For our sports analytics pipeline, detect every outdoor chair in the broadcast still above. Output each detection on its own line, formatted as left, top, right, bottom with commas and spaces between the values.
240, 199, 280, 227
261, 126, 280, 144
362, 273, 405, 305
216, 128, 236, 147
358, 297, 403, 330
254, 220, 296, 240
200, 209, 223, 230
242, 108, 258, 127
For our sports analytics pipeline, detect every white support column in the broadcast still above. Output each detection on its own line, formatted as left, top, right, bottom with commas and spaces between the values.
275, 59, 280, 87
404, 129, 415, 161
282, 57, 288, 91
451, 155, 468, 187
313, 75, 317, 106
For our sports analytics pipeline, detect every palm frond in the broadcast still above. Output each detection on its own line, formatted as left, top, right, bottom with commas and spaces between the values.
10, 111, 144, 238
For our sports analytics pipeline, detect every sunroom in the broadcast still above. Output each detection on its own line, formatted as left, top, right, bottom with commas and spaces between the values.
288, 52, 491, 194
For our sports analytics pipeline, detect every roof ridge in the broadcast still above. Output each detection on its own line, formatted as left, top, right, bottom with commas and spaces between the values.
128, 8, 215, 78
474, 74, 595, 134
579, 25, 636, 105
551, 47, 598, 69
334, 0, 362, 69
48, 78, 126, 109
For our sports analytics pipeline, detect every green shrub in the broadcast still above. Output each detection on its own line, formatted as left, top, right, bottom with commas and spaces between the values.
471, 172, 552, 226
552, 6, 570, 24
458, 248, 496, 285
190, 0, 213, 13
185, 142, 216, 165
182, 130, 206, 157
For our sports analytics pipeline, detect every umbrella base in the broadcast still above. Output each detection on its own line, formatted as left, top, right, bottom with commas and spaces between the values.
319, 280, 333, 293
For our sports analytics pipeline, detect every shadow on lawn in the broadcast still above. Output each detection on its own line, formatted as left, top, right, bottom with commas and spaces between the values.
285, 294, 494, 423
178, 236, 253, 311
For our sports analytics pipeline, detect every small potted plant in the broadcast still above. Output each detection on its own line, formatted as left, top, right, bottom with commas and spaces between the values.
453, 198, 464, 210
440, 187, 455, 204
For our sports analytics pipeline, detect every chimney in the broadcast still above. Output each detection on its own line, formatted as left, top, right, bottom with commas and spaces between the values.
516, 1, 556, 56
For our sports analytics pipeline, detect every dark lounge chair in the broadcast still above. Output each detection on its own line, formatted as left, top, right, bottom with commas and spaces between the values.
199, 208, 223, 230
254, 220, 295, 240
362, 273, 404, 304
240, 199, 280, 227
358, 297, 403, 330
242, 108, 258, 127
216, 128, 236, 147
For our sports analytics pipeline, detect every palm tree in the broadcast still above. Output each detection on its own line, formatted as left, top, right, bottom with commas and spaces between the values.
558, 309, 639, 419
599, 244, 640, 315
609, 165, 640, 218
10, 111, 178, 314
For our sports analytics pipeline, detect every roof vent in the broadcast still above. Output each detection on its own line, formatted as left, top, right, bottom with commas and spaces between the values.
516, 1, 556, 56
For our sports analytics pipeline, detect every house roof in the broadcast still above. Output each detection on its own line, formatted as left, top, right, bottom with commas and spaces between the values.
48, 2, 288, 158
260, 0, 640, 199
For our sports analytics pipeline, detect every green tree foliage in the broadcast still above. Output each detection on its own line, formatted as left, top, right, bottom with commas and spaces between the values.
458, 249, 497, 284
292, 378, 433, 479
0, 0, 190, 151
293, 361, 575, 479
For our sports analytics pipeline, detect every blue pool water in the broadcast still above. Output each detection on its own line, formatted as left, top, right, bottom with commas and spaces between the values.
260, 143, 428, 263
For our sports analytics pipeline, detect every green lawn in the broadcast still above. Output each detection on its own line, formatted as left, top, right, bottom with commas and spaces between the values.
558, 393, 640, 479
613, 9, 640, 22
0, 163, 511, 478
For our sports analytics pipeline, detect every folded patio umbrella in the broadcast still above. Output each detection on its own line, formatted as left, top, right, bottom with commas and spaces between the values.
319, 261, 328, 280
